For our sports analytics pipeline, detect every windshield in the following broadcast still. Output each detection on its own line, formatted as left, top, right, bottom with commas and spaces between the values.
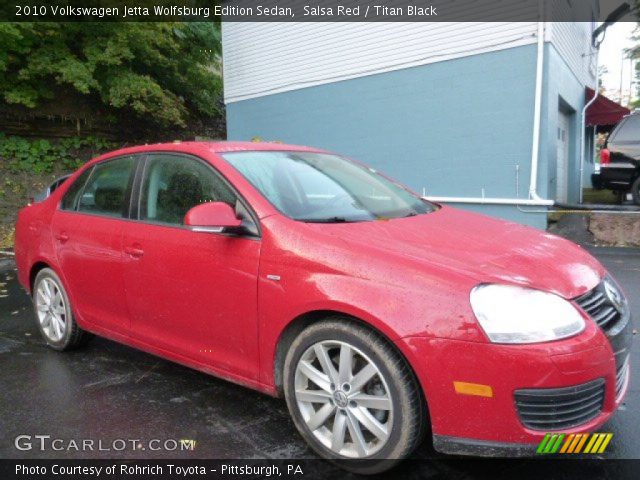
222, 151, 435, 222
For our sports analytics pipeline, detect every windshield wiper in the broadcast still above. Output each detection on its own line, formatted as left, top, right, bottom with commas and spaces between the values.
298, 216, 355, 223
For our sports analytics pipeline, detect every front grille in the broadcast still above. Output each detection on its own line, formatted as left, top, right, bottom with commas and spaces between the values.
514, 379, 605, 430
616, 356, 630, 400
575, 283, 622, 332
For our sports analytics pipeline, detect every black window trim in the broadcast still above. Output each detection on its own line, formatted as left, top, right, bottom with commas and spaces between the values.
58, 154, 142, 220
131, 151, 262, 238
48, 174, 72, 196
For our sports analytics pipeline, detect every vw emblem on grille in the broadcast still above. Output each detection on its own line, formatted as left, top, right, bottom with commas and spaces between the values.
604, 279, 625, 313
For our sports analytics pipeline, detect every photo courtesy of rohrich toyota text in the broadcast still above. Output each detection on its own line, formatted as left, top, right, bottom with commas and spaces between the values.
0, 0, 639, 479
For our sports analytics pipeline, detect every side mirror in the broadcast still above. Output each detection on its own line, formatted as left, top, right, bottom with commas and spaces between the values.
184, 202, 244, 234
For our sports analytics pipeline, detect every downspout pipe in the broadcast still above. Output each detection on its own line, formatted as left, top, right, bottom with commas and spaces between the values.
528, 16, 546, 202
579, 47, 599, 205
425, 14, 553, 208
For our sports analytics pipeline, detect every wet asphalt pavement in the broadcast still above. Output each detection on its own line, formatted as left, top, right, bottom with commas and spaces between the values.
0, 249, 638, 479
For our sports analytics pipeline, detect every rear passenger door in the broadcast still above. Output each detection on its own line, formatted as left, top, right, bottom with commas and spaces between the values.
52, 156, 138, 335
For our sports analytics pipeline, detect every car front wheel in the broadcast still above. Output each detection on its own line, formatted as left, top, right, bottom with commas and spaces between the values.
283, 318, 425, 473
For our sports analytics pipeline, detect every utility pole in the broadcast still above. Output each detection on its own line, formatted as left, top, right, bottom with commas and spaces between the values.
630, 57, 636, 105
619, 50, 625, 104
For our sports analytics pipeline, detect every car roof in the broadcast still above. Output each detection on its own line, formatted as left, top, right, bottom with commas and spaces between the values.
89, 141, 327, 166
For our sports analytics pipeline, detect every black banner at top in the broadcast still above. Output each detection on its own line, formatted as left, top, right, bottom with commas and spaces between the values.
2, 0, 639, 22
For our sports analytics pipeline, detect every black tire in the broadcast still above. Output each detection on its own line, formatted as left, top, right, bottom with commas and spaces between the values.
283, 317, 426, 474
32, 268, 92, 351
632, 176, 640, 206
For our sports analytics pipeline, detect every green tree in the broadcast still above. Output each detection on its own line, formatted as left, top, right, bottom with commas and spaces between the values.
0, 22, 222, 127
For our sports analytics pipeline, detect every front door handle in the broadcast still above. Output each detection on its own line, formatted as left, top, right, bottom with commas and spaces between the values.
124, 246, 144, 258
55, 233, 69, 243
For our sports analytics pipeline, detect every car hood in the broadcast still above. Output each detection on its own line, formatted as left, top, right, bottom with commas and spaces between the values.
304, 206, 604, 299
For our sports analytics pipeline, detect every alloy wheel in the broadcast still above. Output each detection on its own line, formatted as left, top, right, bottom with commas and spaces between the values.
294, 340, 393, 458
35, 277, 67, 342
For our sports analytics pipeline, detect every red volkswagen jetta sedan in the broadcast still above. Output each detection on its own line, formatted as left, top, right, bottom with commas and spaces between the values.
15, 142, 632, 471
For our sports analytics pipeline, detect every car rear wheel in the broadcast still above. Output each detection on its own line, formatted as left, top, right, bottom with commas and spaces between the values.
283, 318, 425, 473
33, 268, 92, 351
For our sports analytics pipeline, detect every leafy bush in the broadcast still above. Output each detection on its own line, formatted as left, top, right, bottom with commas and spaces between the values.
0, 225, 14, 250
0, 134, 116, 174
0, 22, 222, 127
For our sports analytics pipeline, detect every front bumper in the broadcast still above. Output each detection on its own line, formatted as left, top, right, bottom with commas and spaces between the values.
399, 308, 632, 457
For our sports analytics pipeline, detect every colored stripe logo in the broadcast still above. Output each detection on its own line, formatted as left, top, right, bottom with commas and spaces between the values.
537, 433, 613, 454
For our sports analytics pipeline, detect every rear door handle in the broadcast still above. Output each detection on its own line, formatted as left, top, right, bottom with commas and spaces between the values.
55, 233, 69, 243
124, 246, 144, 258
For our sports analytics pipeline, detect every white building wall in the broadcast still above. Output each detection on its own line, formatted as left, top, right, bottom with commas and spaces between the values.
222, 22, 540, 103
223, 6, 597, 103
549, 22, 597, 87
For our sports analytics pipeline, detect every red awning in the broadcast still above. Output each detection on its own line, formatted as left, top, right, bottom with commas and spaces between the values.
585, 87, 630, 127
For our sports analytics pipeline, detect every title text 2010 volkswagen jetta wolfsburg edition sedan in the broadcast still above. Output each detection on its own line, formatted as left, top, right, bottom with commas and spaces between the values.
15, 142, 632, 472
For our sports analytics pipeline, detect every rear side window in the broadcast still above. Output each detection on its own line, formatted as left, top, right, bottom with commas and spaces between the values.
77, 156, 136, 218
610, 115, 640, 143
60, 168, 93, 211
49, 175, 71, 195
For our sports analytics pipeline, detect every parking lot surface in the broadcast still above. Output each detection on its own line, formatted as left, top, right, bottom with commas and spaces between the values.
0, 248, 638, 479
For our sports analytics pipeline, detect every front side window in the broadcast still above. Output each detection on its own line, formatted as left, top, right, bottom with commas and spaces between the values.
77, 156, 135, 218
223, 151, 435, 222
140, 154, 237, 226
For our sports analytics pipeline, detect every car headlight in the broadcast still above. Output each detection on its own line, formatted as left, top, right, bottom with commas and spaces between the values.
470, 284, 586, 344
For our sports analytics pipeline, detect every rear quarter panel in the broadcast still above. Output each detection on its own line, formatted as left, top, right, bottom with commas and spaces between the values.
14, 198, 57, 293
14, 164, 89, 293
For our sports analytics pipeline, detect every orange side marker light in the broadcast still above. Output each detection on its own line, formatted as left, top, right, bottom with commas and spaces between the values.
453, 381, 493, 398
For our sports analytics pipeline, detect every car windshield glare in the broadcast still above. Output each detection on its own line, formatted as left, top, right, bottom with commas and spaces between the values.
222, 151, 435, 222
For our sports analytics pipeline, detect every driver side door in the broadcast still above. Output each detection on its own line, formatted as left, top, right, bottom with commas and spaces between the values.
122, 153, 261, 380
